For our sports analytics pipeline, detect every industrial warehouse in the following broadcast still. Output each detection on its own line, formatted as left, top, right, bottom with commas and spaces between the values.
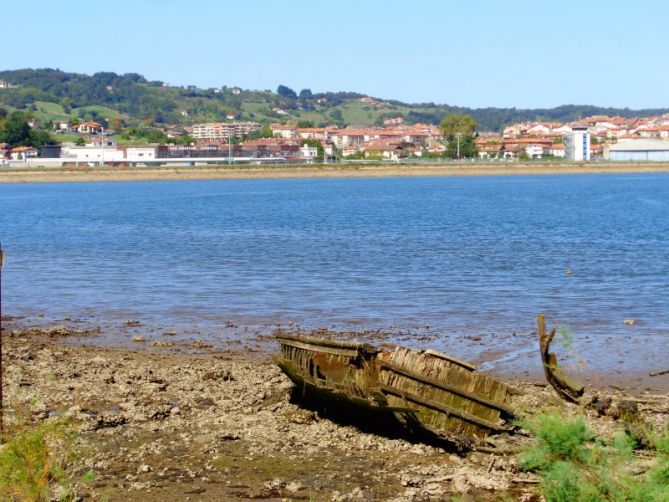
607, 139, 669, 162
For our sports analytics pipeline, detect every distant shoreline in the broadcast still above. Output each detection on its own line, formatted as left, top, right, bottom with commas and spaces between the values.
2, 162, 669, 183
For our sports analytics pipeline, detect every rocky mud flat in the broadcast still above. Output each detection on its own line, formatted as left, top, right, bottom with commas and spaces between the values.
2, 324, 669, 501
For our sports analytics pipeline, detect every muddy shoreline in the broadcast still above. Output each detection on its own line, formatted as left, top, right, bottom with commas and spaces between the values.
5, 315, 669, 395
3, 323, 668, 500
2, 162, 669, 184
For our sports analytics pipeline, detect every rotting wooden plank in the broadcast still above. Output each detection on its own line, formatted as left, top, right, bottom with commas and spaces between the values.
432, 355, 471, 434
380, 360, 515, 418
382, 347, 487, 437
382, 352, 484, 438
278, 338, 361, 358
380, 385, 508, 432
382, 347, 508, 428
387, 374, 483, 437
276, 334, 372, 352
424, 349, 476, 371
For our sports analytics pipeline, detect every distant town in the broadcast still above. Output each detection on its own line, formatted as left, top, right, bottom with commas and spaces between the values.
4, 114, 669, 167
2, 75, 669, 167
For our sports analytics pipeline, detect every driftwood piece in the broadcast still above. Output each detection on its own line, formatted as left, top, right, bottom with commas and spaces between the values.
536, 314, 585, 404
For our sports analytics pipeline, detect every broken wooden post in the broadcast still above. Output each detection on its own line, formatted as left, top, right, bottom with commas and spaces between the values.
536, 314, 584, 404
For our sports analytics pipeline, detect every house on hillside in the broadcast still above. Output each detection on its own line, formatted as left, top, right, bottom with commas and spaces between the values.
54, 121, 74, 133
77, 121, 103, 134
383, 116, 405, 126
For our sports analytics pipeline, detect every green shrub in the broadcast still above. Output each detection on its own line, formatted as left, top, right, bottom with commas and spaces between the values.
647, 431, 669, 489
520, 414, 594, 469
519, 413, 669, 502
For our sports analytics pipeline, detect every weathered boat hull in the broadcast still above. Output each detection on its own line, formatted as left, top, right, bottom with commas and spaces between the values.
276, 333, 514, 444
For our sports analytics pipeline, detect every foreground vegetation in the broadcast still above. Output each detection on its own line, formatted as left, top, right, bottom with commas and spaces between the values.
519, 413, 669, 502
0, 415, 85, 501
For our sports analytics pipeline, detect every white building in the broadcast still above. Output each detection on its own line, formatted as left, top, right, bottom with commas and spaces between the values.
564, 127, 591, 161
62, 146, 124, 164
607, 139, 669, 162
125, 147, 157, 162
525, 145, 546, 159
300, 144, 318, 160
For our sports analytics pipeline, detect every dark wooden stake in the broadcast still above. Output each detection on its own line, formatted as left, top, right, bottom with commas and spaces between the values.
537, 314, 584, 404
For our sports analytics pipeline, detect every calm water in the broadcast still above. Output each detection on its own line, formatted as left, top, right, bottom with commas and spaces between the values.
1, 174, 668, 370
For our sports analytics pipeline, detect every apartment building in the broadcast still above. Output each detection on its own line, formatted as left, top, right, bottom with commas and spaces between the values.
189, 122, 261, 140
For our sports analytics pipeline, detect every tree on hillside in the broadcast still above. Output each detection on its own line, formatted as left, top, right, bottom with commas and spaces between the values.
0, 111, 53, 147
439, 114, 477, 139
1, 111, 31, 145
328, 109, 344, 124
277, 85, 297, 99
298, 89, 313, 99
111, 115, 124, 131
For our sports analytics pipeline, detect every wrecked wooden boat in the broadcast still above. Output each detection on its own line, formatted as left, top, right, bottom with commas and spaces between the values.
276, 333, 515, 445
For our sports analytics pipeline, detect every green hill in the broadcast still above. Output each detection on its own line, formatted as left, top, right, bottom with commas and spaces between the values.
1, 68, 668, 131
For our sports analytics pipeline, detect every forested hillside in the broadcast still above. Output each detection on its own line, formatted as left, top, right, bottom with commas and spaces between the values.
1, 68, 667, 131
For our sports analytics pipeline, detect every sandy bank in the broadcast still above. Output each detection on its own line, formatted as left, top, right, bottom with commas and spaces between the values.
2, 162, 669, 184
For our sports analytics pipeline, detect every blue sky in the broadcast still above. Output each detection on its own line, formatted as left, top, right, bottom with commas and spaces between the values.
4, 1, 668, 109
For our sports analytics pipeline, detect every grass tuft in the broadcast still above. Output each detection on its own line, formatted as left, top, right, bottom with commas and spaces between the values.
0, 416, 79, 501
